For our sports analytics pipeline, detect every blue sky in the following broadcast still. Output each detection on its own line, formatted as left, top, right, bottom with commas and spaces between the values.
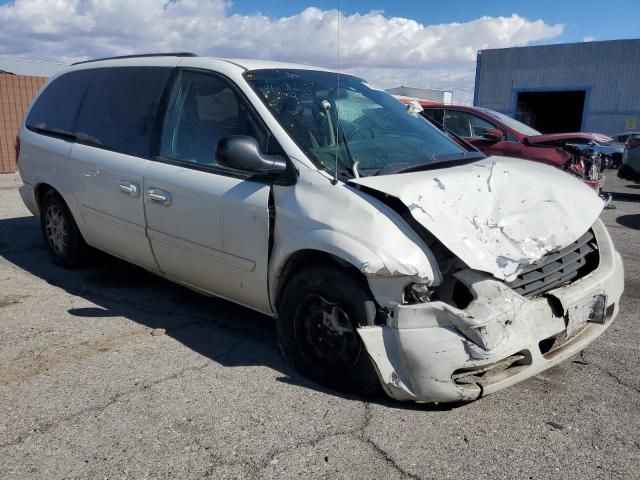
1, 0, 637, 43
0, 0, 638, 103
230, 0, 639, 44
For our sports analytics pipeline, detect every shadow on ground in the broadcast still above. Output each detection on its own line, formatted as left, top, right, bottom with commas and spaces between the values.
0, 215, 463, 412
616, 214, 640, 231
605, 190, 640, 203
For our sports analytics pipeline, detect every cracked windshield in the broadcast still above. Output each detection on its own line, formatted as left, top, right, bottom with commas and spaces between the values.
246, 69, 479, 177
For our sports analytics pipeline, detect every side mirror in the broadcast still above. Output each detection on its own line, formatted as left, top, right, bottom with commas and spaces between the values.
216, 136, 287, 176
483, 128, 504, 142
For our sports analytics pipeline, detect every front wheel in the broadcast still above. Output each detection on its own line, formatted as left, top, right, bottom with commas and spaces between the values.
277, 265, 382, 397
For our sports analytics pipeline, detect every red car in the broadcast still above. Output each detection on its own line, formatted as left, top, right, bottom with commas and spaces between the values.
416, 103, 605, 190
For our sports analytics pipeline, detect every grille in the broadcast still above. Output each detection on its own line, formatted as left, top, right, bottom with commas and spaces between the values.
508, 231, 599, 297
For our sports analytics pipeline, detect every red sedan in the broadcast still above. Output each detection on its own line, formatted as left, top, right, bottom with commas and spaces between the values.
416, 103, 605, 190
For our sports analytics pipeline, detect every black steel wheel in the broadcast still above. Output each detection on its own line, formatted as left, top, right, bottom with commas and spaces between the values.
277, 264, 381, 397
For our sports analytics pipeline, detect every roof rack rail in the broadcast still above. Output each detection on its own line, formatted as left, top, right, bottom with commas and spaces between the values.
71, 52, 198, 66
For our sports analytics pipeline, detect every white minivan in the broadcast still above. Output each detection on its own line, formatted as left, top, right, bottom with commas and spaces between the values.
18, 54, 624, 403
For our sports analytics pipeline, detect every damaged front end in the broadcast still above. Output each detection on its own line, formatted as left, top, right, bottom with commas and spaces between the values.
350, 157, 623, 402
358, 220, 623, 403
563, 144, 606, 193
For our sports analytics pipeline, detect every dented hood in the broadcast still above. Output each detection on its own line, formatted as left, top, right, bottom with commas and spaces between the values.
351, 156, 604, 282
525, 132, 613, 145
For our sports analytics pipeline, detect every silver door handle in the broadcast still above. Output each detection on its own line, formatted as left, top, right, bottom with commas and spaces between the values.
119, 182, 139, 197
146, 188, 172, 206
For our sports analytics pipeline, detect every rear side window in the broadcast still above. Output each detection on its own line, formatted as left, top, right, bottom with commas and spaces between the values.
26, 70, 94, 135
74, 67, 172, 158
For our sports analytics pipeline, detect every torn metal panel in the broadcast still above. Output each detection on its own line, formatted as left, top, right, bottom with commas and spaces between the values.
350, 156, 605, 282
358, 220, 624, 403
269, 167, 441, 308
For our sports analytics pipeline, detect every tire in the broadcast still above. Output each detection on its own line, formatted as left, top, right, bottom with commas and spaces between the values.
40, 190, 90, 268
277, 264, 382, 397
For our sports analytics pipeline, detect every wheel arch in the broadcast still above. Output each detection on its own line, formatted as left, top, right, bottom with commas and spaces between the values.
271, 248, 367, 313
34, 182, 58, 210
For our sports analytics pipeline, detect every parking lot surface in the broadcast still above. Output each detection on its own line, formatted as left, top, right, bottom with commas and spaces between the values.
1, 171, 639, 479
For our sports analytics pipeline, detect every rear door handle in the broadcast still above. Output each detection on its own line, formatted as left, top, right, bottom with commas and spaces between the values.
146, 188, 172, 206
119, 181, 140, 197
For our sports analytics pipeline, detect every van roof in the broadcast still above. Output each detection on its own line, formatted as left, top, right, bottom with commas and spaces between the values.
69, 53, 335, 74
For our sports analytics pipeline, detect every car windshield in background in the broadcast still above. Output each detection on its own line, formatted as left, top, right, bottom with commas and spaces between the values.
476, 107, 542, 137
245, 69, 477, 176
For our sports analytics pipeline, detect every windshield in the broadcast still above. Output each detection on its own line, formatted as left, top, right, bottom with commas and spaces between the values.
245, 69, 474, 176
476, 107, 541, 137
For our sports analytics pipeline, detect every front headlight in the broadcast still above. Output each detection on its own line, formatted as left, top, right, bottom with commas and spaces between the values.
404, 282, 433, 304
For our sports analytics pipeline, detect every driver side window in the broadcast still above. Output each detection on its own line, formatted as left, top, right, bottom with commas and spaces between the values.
468, 114, 498, 138
443, 110, 500, 138
160, 70, 269, 170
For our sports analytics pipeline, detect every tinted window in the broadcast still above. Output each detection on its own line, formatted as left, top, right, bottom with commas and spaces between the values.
26, 70, 94, 135
444, 110, 497, 138
74, 67, 172, 158
423, 108, 444, 125
443, 111, 472, 137
468, 114, 497, 137
160, 69, 269, 169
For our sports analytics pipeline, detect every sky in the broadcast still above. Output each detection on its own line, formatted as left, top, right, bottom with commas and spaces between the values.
0, 0, 638, 103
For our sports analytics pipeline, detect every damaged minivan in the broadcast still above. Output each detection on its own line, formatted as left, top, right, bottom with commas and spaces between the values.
18, 55, 624, 403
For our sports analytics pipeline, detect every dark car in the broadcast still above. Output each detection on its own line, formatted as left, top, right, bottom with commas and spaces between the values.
417, 104, 605, 190
619, 137, 640, 182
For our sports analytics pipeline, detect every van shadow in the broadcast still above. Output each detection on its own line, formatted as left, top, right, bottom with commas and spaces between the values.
616, 214, 640, 231
0, 215, 461, 412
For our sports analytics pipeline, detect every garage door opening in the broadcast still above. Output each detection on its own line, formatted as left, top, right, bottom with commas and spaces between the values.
516, 90, 586, 134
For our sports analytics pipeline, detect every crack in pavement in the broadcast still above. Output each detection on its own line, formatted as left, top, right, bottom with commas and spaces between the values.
249, 402, 426, 480
357, 403, 426, 480
251, 402, 370, 472
579, 351, 640, 395
0, 361, 213, 450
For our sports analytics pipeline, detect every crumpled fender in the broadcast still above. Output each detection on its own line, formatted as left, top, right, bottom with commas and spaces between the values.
269, 169, 440, 309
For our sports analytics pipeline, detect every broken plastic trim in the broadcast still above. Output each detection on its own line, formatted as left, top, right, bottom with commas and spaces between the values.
452, 351, 530, 386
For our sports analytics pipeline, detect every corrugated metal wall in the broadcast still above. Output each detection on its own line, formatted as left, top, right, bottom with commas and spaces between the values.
0, 74, 46, 173
474, 39, 640, 135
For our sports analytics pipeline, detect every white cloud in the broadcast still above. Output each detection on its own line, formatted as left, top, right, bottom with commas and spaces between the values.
0, 1, 564, 102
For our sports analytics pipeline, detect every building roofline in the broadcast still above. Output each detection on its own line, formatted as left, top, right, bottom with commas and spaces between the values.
478, 37, 640, 55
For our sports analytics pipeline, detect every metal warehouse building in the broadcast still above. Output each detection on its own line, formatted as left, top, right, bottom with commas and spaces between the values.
474, 39, 640, 136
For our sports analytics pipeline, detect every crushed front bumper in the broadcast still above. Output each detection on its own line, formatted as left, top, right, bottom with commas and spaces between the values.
358, 220, 624, 403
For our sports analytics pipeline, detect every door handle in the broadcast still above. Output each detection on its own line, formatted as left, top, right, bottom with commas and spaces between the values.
119, 181, 140, 197
146, 188, 172, 206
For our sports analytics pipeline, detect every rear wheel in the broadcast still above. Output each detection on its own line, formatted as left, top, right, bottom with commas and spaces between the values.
40, 191, 89, 268
277, 265, 382, 397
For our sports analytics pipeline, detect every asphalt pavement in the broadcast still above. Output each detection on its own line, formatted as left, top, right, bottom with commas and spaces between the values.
0, 171, 639, 479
